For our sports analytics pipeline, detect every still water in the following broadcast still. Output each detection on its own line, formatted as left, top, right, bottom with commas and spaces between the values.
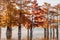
1, 27, 60, 40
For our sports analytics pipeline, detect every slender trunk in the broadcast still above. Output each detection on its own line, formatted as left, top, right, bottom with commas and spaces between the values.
18, 24, 21, 40
30, 25, 33, 40
44, 28, 46, 38
0, 27, 1, 40
56, 28, 58, 40
53, 28, 55, 39
27, 29, 29, 40
50, 28, 52, 38
47, 28, 49, 39
6, 26, 12, 40
46, 28, 47, 40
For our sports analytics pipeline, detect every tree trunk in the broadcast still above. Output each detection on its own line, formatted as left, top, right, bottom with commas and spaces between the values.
0, 27, 1, 40
18, 24, 21, 40
50, 28, 52, 39
47, 28, 49, 39
6, 26, 12, 40
56, 28, 58, 40
27, 29, 29, 40
30, 25, 33, 40
44, 28, 46, 38
53, 28, 55, 39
